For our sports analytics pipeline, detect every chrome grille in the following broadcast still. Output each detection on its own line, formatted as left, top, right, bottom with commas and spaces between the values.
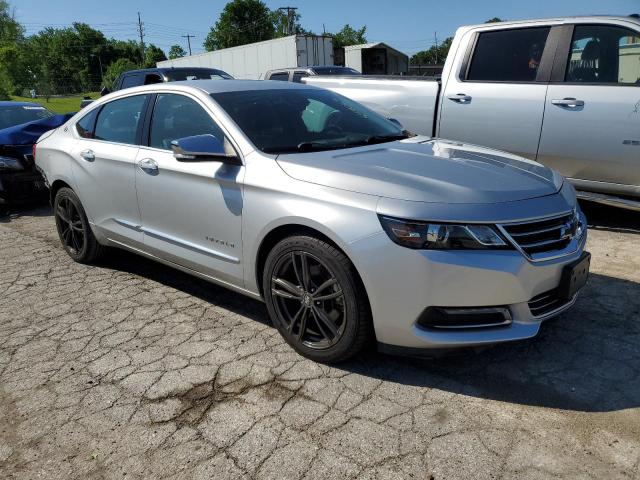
500, 211, 577, 256
528, 289, 568, 317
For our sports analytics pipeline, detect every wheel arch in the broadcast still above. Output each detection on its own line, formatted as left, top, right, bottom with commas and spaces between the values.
254, 223, 371, 315
49, 179, 73, 206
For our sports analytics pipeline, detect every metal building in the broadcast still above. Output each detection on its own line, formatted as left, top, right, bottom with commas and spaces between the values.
343, 42, 409, 75
157, 35, 334, 80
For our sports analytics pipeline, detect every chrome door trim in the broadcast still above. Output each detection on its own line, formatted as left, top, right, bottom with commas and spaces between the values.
114, 218, 240, 263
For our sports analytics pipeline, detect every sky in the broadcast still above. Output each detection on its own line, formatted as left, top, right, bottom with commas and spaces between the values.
11, 0, 640, 56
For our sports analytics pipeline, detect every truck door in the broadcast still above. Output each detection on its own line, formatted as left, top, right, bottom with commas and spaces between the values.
537, 23, 640, 190
439, 26, 560, 160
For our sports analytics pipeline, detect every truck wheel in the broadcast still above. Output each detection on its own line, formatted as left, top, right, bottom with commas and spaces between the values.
53, 187, 105, 263
263, 235, 372, 363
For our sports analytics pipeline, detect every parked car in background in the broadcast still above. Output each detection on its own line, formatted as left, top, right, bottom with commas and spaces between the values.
0, 102, 71, 211
35, 80, 589, 362
265, 66, 360, 82
306, 15, 640, 211
80, 67, 234, 108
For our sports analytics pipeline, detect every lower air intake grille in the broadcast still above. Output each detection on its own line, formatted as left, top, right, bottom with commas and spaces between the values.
528, 289, 569, 317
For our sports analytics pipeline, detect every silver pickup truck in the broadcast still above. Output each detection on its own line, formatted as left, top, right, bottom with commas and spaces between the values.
306, 15, 640, 210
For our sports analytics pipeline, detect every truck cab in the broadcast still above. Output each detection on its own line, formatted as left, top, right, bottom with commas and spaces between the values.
265, 66, 360, 83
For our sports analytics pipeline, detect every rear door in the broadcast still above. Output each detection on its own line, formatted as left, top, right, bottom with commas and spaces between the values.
70, 94, 150, 244
537, 22, 640, 189
439, 25, 560, 160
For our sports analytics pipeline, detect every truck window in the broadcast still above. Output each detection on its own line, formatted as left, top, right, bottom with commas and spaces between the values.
565, 25, 640, 84
292, 72, 310, 83
269, 72, 290, 81
120, 74, 142, 89
467, 27, 551, 82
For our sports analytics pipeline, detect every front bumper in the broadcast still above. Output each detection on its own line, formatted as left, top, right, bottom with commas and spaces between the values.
349, 215, 587, 351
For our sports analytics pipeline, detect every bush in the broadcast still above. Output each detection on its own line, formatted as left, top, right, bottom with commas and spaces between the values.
0, 84, 10, 101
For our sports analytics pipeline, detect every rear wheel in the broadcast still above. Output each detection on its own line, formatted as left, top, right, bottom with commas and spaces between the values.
263, 235, 372, 363
54, 187, 105, 263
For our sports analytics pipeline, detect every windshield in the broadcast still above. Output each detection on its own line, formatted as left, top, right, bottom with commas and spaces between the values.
166, 69, 233, 81
211, 88, 406, 154
0, 105, 53, 130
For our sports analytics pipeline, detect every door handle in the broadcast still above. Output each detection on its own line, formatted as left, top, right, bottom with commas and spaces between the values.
138, 158, 159, 175
80, 149, 95, 161
551, 98, 584, 108
448, 93, 472, 103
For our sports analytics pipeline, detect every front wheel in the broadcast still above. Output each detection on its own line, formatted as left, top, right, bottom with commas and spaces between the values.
263, 235, 372, 363
53, 187, 105, 263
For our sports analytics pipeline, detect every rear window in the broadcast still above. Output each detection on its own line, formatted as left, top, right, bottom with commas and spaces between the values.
120, 74, 142, 89
268, 72, 290, 81
467, 27, 551, 82
312, 67, 360, 75
76, 108, 99, 139
164, 69, 233, 81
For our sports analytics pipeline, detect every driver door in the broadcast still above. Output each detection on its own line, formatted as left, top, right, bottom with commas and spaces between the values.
135, 93, 245, 285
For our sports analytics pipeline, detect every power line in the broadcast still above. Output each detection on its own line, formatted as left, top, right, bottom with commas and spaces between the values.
181, 34, 195, 56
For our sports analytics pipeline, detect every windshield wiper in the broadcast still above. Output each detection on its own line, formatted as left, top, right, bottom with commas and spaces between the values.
362, 133, 411, 145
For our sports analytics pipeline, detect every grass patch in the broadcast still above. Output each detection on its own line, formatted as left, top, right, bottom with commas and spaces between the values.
9, 93, 100, 114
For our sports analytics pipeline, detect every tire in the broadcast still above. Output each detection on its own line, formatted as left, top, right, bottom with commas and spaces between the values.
53, 187, 105, 263
263, 235, 372, 363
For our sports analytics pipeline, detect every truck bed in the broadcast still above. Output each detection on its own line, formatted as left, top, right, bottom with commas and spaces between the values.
304, 76, 440, 136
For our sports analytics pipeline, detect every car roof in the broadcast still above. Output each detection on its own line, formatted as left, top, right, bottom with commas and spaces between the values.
464, 14, 640, 29
120, 79, 317, 95
0, 101, 47, 108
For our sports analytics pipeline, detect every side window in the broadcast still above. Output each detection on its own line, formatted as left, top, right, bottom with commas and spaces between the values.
149, 94, 226, 150
76, 108, 99, 139
566, 25, 640, 84
292, 72, 309, 83
120, 74, 141, 89
94, 95, 148, 145
467, 27, 551, 82
269, 72, 290, 81
144, 74, 163, 85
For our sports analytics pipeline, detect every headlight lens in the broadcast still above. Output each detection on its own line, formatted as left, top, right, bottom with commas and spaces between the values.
0, 156, 24, 171
379, 216, 510, 250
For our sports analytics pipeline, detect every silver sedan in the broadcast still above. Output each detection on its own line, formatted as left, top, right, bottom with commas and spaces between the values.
34, 80, 589, 362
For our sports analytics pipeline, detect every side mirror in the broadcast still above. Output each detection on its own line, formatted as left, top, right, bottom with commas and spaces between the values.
100, 86, 111, 96
171, 134, 241, 164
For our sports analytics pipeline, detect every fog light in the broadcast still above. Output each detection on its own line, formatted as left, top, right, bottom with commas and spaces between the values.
417, 306, 512, 330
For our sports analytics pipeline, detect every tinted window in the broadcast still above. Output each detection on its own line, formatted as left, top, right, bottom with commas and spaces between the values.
467, 27, 551, 82
94, 95, 147, 145
76, 108, 99, 139
120, 74, 141, 89
164, 69, 233, 80
312, 66, 360, 75
211, 88, 404, 154
149, 94, 226, 150
566, 25, 640, 84
292, 72, 309, 83
0, 105, 52, 130
268, 72, 290, 81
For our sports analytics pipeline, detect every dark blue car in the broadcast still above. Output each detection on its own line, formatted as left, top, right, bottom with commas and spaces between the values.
0, 101, 71, 211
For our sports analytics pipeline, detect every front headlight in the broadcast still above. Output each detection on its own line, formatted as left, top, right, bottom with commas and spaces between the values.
379, 215, 510, 250
0, 156, 24, 171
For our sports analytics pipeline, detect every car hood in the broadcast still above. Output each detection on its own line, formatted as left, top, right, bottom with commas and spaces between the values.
275, 137, 563, 204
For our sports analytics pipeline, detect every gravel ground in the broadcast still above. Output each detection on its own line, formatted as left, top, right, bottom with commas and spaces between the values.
0, 202, 639, 480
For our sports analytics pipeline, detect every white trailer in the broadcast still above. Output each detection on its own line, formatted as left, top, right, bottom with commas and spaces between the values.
157, 35, 334, 80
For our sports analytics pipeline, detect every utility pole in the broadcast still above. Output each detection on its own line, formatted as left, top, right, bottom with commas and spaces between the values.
278, 6, 298, 36
137, 12, 146, 66
181, 34, 195, 56
434, 31, 439, 65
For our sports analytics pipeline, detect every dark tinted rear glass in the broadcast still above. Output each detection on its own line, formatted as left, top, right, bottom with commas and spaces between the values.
164, 69, 233, 80
268, 72, 290, 81
312, 66, 360, 75
467, 27, 551, 82
120, 74, 142, 89
76, 108, 99, 139
94, 95, 148, 145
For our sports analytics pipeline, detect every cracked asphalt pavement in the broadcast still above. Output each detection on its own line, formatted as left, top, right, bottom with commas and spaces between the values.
0, 202, 639, 479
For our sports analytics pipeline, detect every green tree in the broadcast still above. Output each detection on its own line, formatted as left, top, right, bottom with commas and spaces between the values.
330, 24, 367, 49
411, 36, 453, 65
485, 17, 505, 23
0, 0, 22, 45
144, 44, 167, 67
103, 58, 137, 89
272, 9, 313, 36
204, 0, 275, 51
168, 44, 187, 59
